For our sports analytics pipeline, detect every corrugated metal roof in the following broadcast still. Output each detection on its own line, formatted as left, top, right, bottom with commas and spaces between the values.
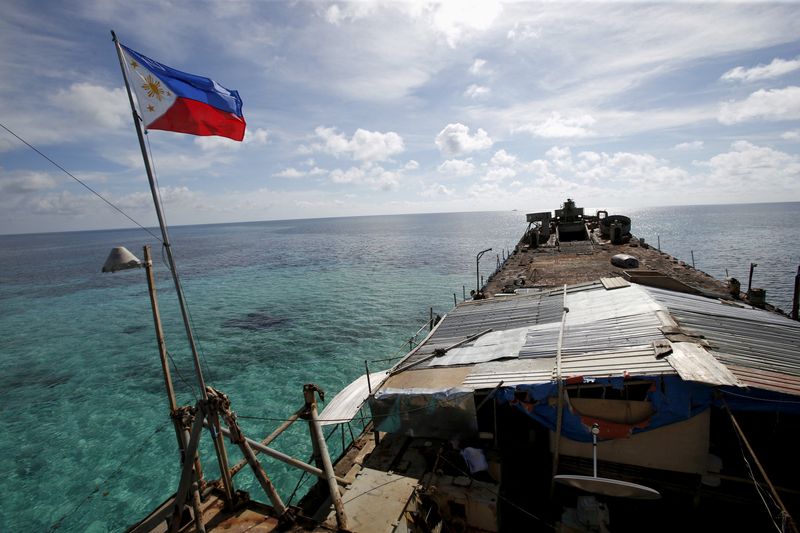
644, 286, 800, 381
520, 284, 665, 358
464, 358, 556, 388
559, 345, 675, 379
387, 281, 799, 395
725, 364, 800, 396
403, 290, 565, 368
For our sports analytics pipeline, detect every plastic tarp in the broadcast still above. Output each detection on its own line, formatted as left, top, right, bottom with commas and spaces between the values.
497, 375, 800, 442
429, 326, 531, 367
496, 376, 713, 442
369, 387, 478, 438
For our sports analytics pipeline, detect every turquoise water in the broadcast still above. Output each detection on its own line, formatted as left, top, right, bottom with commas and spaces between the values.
0, 205, 797, 531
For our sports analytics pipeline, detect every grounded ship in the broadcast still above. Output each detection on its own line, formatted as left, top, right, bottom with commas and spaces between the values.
127, 199, 800, 533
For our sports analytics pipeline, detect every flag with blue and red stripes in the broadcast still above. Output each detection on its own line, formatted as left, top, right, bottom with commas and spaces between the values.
121, 45, 246, 141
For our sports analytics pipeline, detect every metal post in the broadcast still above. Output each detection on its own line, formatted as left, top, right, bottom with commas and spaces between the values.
112, 30, 234, 506
793, 266, 800, 321
748, 262, 757, 293
463, 285, 466, 301
691, 250, 695, 268
453, 293, 457, 307
592, 424, 599, 478
476, 247, 492, 292
304, 385, 348, 530
550, 285, 569, 495
657, 235, 660, 252
430, 307, 434, 332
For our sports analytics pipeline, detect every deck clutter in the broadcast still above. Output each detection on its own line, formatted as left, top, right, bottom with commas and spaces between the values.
131, 199, 800, 532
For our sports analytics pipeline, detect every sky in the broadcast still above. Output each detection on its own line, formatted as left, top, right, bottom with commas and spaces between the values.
1, 1, 800, 234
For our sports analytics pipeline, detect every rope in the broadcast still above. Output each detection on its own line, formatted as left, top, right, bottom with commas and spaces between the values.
0, 121, 162, 243
48, 421, 170, 531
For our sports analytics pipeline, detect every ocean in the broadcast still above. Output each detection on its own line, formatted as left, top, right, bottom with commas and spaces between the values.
1, 204, 798, 531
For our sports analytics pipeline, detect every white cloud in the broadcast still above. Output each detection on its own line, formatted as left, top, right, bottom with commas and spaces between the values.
490, 149, 517, 167
781, 130, 800, 140
427, 0, 503, 47
464, 84, 490, 100
721, 56, 800, 82
515, 112, 596, 138
696, 141, 800, 189
469, 58, 488, 76
194, 128, 269, 151
50, 83, 128, 129
438, 158, 475, 177
435, 123, 493, 156
273, 167, 305, 178
506, 22, 540, 41
323, 2, 377, 25
404, 160, 419, 171
420, 183, 455, 197
310, 126, 405, 162
674, 141, 704, 151
329, 162, 403, 190
718, 86, 800, 124
482, 167, 516, 182
0, 170, 58, 194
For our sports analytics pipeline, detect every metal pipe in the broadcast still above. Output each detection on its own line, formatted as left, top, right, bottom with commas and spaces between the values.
550, 285, 569, 494
211, 422, 349, 485
476, 247, 492, 292
305, 385, 348, 530
111, 30, 234, 506
748, 262, 757, 294
792, 265, 799, 321
230, 409, 303, 477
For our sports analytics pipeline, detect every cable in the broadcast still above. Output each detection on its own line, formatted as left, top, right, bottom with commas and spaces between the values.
0, 121, 162, 243
48, 421, 170, 531
167, 349, 199, 402
721, 389, 800, 405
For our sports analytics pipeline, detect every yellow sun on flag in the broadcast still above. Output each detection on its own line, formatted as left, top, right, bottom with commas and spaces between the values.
142, 74, 165, 101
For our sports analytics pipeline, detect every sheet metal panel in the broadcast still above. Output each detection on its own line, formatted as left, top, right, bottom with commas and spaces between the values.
665, 341, 741, 386
521, 285, 665, 359
644, 286, 800, 384
405, 291, 565, 368
319, 371, 389, 425
558, 345, 675, 379
726, 365, 800, 396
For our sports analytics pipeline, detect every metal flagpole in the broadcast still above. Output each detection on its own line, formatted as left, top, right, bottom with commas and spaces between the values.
110, 30, 236, 507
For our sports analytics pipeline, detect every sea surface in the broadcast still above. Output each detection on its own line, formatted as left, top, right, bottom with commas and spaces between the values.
1, 204, 798, 531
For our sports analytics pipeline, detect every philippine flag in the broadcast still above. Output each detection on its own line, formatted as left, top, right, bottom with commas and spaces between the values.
121, 45, 246, 141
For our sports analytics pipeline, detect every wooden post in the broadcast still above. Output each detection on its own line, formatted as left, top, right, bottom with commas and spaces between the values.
453, 293, 457, 307
430, 307, 434, 332
691, 250, 695, 268
463, 285, 466, 301
657, 235, 660, 251
143, 247, 181, 442
748, 262, 757, 294
304, 384, 349, 530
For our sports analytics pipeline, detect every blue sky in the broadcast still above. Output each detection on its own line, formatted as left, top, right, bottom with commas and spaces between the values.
1, 1, 799, 234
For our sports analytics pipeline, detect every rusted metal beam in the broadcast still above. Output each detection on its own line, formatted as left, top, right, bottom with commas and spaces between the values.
229, 408, 304, 477
209, 421, 349, 486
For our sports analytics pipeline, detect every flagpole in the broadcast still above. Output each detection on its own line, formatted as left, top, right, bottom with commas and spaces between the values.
111, 30, 236, 507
